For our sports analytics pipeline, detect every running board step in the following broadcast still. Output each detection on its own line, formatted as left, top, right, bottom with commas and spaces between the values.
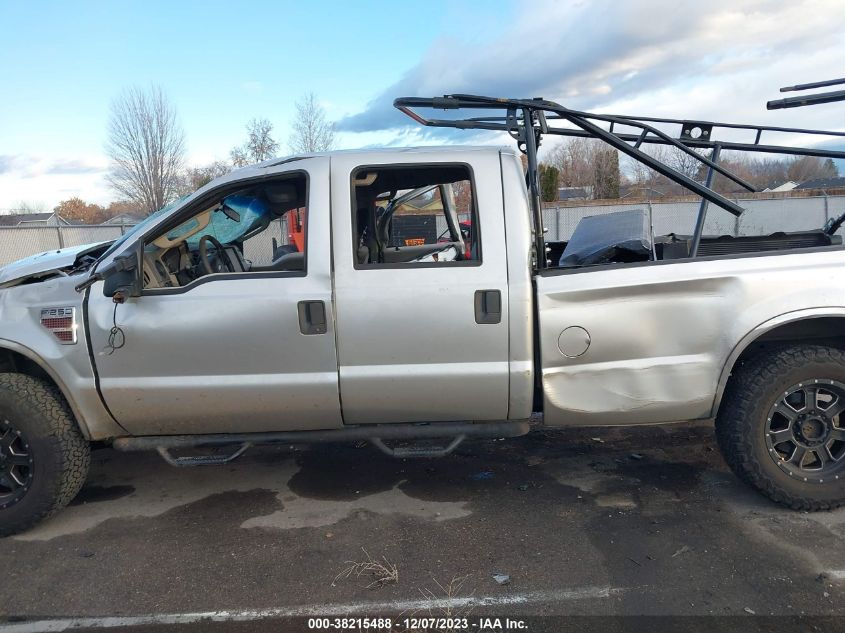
156, 444, 251, 467
113, 421, 531, 463
370, 435, 465, 458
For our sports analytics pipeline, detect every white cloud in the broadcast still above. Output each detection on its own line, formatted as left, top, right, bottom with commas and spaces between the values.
337, 0, 845, 143
4, 0, 844, 210
0, 154, 110, 210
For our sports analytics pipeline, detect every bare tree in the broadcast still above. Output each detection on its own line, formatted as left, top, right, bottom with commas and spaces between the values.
177, 160, 232, 196
624, 145, 668, 190
230, 118, 279, 167
623, 145, 709, 197
547, 138, 597, 187
547, 138, 620, 199
288, 92, 335, 154
624, 146, 822, 196
11, 201, 49, 214
749, 157, 790, 189
666, 146, 706, 179
787, 156, 839, 183
106, 86, 186, 215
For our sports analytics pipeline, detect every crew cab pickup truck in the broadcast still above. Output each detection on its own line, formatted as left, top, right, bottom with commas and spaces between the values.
2, 94, 845, 536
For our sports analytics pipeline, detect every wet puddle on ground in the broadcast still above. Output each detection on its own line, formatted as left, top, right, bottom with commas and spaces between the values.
16, 449, 472, 541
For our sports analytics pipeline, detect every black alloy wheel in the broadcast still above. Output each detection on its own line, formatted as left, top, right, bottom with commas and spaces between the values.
765, 379, 845, 483
0, 418, 34, 510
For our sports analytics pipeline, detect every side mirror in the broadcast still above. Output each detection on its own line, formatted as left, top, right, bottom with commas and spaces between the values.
102, 251, 141, 299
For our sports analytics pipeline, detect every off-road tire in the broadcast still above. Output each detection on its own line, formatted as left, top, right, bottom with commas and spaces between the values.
716, 345, 845, 511
0, 373, 90, 536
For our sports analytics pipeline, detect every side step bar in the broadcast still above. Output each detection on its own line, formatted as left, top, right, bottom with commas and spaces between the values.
156, 444, 252, 467
112, 420, 531, 466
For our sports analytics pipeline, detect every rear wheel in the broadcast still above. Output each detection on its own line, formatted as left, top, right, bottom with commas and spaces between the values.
0, 373, 90, 536
716, 345, 845, 510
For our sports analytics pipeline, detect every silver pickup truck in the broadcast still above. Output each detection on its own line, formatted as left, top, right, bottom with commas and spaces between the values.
2, 93, 845, 535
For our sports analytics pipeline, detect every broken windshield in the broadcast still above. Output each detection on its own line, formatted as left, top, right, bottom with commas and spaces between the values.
95, 197, 187, 264
182, 193, 271, 246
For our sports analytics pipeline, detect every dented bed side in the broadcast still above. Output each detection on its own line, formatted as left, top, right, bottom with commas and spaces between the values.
535, 248, 845, 426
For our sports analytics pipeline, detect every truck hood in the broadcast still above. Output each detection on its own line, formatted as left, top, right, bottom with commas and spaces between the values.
0, 241, 112, 287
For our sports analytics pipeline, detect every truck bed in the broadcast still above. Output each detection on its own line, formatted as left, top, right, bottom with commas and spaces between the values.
536, 246, 845, 426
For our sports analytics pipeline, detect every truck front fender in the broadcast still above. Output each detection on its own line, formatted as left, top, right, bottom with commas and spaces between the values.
0, 338, 127, 440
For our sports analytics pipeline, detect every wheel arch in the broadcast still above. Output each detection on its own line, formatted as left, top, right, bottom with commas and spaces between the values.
713, 308, 845, 417
0, 340, 92, 440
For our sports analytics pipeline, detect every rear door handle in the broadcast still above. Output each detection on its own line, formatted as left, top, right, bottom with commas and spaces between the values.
474, 289, 501, 324
298, 300, 327, 335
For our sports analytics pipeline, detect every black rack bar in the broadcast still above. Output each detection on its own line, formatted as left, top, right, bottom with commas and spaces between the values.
780, 77, 845, 92
394, 93, 845, 270
396, 96, 747, 215
767, 89, 845, 110
521, 108, 545, 269
429, 112, 845, 156
690, 145, 721, 258
500, 123, 845, 159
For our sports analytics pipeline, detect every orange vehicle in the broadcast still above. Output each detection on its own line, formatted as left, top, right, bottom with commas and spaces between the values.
271, 208, 306, 260
280, 188, 457, 262
287, 208, 306, 252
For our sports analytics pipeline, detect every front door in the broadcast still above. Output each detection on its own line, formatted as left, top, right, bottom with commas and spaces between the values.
330, 152, 511, 424
87, 159, 342, 435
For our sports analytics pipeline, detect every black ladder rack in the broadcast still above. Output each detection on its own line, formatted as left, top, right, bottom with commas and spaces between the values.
393, 90, 845, 269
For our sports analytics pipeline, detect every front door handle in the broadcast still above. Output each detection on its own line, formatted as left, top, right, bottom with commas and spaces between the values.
298, 300, 327, 335
474, 289, 501, 324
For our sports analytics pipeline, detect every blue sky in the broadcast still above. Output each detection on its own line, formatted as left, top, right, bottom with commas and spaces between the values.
0, 0, 511, 207
1, 0, 844, 209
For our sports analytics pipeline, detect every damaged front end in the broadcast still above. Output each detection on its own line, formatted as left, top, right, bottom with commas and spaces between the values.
0, 242, 112, 289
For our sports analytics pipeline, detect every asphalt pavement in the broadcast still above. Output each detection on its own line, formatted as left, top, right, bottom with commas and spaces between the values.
1, 422, 843, 632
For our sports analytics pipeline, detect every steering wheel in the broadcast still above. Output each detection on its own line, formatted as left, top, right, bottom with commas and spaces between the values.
198, 235, 234, 275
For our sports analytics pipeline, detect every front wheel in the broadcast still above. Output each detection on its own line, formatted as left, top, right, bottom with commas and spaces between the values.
716, 345, 845, 510
0, 373, 90, 536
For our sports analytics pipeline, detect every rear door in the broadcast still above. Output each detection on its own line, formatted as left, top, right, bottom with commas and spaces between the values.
330, 151, 510, 424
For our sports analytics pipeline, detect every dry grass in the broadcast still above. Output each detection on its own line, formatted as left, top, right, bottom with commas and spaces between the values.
422, 575, 474, 619
332, 548, 399, 589
406, 575, 475, 621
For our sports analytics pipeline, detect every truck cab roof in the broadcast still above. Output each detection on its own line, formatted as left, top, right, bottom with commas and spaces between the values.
238, 145, 517, 173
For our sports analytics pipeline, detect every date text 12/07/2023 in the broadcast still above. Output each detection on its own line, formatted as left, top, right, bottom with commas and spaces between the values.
306, 617, 529, 630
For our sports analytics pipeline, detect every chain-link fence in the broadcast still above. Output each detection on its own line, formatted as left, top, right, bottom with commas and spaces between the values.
1, 196, 842, 267
0, 224, 133, 267
242, 217, 288, 266
0, 218, 295, 268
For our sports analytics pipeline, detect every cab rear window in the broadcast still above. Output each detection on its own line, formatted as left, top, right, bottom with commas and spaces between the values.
350, 164, 479, 267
